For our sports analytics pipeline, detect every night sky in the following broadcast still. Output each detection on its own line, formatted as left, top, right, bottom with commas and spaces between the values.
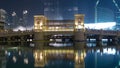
0, 0, 120, 26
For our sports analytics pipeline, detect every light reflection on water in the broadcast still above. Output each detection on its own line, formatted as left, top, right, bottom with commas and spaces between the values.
0, 42, 120, 68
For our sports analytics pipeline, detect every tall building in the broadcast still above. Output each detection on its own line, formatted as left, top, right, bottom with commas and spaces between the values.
0, 9, 7, 30
43, 0, 78, 20
115, 12, 120, 30
11, 12, 19, 28
97, 7, 114, 22
23, 10, 28, 27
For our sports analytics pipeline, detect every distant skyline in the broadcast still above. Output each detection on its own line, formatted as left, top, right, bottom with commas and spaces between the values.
0, 0, 120, 26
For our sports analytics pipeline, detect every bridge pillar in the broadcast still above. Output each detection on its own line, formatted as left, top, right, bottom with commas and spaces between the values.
74, 31, 85, 48
20, 36, 24, 46
74, 14, 85, 48
96, 35, 102, 41
7, 37, 11, 46
112, 37, 118, 45
0, 50, 6, 68
96, 35, 102, 47
34, 32, 44, 49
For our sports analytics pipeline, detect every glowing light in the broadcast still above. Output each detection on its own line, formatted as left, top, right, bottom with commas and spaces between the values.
19, 51, 21, 56
8, 52, 11, 56
13, 26, 33, 31
40, 53, 43, 60
24, 58, 29, 64
96, 0, 100, 6
85, 22, 116, 30
119, 61, 120, 65
23, 10, 28, 14
5, 50, 8, 55
103, 48, 116, 55
12, 12, 16, 16
13, 56, 17, 63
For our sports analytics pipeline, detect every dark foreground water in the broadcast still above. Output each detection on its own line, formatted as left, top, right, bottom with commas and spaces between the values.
1, 42, 120, 68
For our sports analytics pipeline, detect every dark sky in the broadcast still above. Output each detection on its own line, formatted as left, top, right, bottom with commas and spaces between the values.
0, 0, 120, 26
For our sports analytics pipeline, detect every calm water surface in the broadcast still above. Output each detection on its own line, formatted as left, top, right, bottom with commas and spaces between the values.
0, 42, 120, 68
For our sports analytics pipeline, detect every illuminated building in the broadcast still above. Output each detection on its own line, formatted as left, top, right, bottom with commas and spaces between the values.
34, 14, 84, 31
0, 9, 7, 30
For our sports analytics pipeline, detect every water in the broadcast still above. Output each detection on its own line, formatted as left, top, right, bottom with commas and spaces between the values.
0, 42, 120, 68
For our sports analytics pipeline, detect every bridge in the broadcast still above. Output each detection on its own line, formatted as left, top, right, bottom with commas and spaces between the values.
0, 14, 120, 68
0, 14, 119, 48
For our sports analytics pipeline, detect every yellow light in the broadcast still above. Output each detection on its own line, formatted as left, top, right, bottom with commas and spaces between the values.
75, 55, 78, 61
40, 22, 43, 26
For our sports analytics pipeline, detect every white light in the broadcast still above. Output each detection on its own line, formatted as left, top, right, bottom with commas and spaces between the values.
5, 50, 8, 55
13, 56, 17, 63
85, 22, 116, 29
24, 58, 28, 64
12, 12, 16, 16
19, 51, 21, 56
96, 0, 100, 6
103, 48, 116, 55
96, 49, 100, 53
23, 10, 28, 14
8, 52, 11, 56
13, 26, 33, 31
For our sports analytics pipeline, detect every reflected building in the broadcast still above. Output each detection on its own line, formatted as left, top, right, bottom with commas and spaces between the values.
34, 49, 86, 68
0, 50, 6, 68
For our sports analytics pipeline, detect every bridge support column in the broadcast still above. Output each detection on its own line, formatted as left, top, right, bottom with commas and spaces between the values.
0, 57, 6, 68
20, 36, 24, 46
74, 31, 85, 48
96, 35, 102, 41
7, 37, 11, 46
34, 32, 44, 49
96, 35, 102, 47
112, 37, 118, 45
0, 50, 6, 68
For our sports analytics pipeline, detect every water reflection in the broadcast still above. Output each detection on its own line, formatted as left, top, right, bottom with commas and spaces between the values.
1, 44, 120, 68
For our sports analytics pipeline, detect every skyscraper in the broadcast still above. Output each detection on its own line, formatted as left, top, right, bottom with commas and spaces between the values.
11, 12, 19, 28
23, 10, 28, 27
43, 0, 78, 20
115, 12, 120, 30
0, 9, 7, 29
97, 7, 114, 22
